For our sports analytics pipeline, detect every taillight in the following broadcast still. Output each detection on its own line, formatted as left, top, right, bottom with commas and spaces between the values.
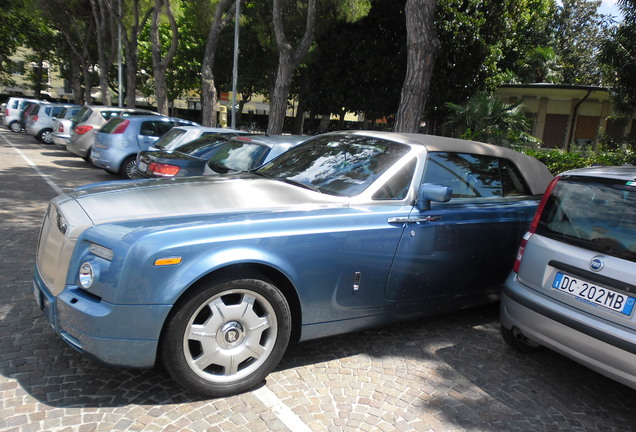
33, 115, 39, 122
75, 125, 93, 135
112, 119, 130, 134
149, 162, 180, 177
513, 177, 560, 273
58, 124, 64, 132
5, 108, 8, 116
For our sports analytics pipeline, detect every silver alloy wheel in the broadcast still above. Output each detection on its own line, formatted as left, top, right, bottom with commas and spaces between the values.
183, 288, 279, 383
121, 157, 137, 179
41, 130, 53, 144
10, 121, 22, 132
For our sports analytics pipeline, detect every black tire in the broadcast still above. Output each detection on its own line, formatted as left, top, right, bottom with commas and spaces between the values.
119, 155, 137, 179
160, 278, 292, 397
37, 129, 53, 144
501, 324, 541, 353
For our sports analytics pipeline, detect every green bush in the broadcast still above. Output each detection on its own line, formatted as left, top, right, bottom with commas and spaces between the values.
525, 147, 636, 175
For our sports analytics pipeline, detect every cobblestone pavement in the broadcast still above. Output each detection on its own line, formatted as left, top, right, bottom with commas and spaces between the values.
1, 127, 636, 432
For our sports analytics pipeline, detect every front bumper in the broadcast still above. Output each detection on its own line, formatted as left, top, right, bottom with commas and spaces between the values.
501, 273, 636, 389
33, 265, 170, 368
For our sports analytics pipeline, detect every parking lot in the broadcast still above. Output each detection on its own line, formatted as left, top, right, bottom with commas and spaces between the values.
2, 126, 636, 432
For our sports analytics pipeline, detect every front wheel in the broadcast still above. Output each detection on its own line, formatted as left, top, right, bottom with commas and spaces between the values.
160, 278, 292, 397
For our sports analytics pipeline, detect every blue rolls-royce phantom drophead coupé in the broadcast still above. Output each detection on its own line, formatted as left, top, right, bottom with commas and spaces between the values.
33, 130, 553, 396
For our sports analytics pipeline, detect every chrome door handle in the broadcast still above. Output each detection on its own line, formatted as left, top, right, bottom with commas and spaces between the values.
388, 215, 441, 224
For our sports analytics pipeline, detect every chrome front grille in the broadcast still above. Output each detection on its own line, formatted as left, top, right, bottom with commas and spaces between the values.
36, 204, 76, 296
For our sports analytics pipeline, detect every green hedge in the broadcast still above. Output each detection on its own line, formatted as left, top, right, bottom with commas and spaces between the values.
524, 148, 636, 175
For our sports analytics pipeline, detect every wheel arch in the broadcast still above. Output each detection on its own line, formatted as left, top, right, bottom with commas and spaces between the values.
159, 262, 303, 346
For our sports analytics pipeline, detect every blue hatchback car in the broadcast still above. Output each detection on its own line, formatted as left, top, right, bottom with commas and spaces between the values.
90, 115, 198, 178
33, 131, 552, 397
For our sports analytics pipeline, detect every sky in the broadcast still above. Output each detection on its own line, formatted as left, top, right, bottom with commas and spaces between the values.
598, 0, 621, 17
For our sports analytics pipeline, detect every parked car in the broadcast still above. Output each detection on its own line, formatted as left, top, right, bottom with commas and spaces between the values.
51, 106, 83, 146
3, 97, 41, 132
90, 115, 198, 178
66, 105, 160, 160
202, 134, 308, 175
25, 103, 80, 144
149, 125, 243, 152
500, 165, 636, 389
32, 131, 552, 397
135, 134, 244, 178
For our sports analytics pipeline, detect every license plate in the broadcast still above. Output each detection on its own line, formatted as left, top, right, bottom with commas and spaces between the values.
552, 272, 636, 316
138, 161, 148, 173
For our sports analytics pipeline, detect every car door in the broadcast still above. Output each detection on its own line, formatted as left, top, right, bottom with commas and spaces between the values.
385, 151, 529, 302
138, 120, 171, 151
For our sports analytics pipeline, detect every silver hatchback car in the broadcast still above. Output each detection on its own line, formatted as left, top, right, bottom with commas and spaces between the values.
501, 165, 636, 389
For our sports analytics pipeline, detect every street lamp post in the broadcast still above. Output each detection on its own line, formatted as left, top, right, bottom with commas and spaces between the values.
231, 0, 241, 129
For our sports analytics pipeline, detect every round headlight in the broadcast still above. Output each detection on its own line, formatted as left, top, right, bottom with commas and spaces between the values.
79, 262, 94, 289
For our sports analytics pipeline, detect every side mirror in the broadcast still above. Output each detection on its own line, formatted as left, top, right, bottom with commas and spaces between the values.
416, 183, 452, 211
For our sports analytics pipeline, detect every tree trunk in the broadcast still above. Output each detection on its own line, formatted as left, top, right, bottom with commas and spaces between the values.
267, 0, 316, 135
151, 0, 178, 115
70, 55, 82, 104
268, 52, 293, 134
116, 0, 153, 108
200, 0, 235, 127
394, 0, 439, 133
82, 60, 92, 104
89, 0, 116, 106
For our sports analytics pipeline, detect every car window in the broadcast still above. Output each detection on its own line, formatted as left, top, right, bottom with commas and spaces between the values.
140, 120, 171, 137
51, 106, 66, 117
257, 135, 411, 197
422, 152, 530, 198
72, 107, 92, 126
537, 176, 636, 262
100, 110, 124, 121
176, 135, 231, 156
100, 117, 127, 134
31, 105, 41, 115
372, 158, 417, 200
154, 128, 186, 149
207, 141, 270, 174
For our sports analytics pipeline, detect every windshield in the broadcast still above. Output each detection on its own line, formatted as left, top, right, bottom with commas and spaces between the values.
155, 128, 187, 149
256, 135, 411, 197
206, 140, 270, 174
176, 135, 232, 156
537, 176, 636, 262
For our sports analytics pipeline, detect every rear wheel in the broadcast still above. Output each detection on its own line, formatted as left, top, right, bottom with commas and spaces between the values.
160, 278, 291, 397
37, 129, 53, 144
9, 121, 22, 133
119, 155, 137, 179
501, 325, 541, 353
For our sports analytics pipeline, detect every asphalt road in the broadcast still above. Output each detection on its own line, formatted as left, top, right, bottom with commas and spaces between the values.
1, 126, 636, 432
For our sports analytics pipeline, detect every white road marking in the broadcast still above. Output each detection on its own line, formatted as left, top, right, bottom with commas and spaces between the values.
253, 386, 313, 432
1, 133, 64, 195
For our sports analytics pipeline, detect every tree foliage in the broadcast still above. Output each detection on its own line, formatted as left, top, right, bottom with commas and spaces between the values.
444, 92, 540, 149
600, 0, 636, 114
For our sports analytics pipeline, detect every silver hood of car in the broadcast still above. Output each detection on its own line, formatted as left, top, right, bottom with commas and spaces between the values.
70, 175, 345, 225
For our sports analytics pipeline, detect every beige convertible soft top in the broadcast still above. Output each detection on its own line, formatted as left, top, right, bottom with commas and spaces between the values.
342, 131, 554, 196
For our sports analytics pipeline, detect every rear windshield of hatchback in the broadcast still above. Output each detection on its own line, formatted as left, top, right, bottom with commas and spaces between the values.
537, 176, 636, 262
